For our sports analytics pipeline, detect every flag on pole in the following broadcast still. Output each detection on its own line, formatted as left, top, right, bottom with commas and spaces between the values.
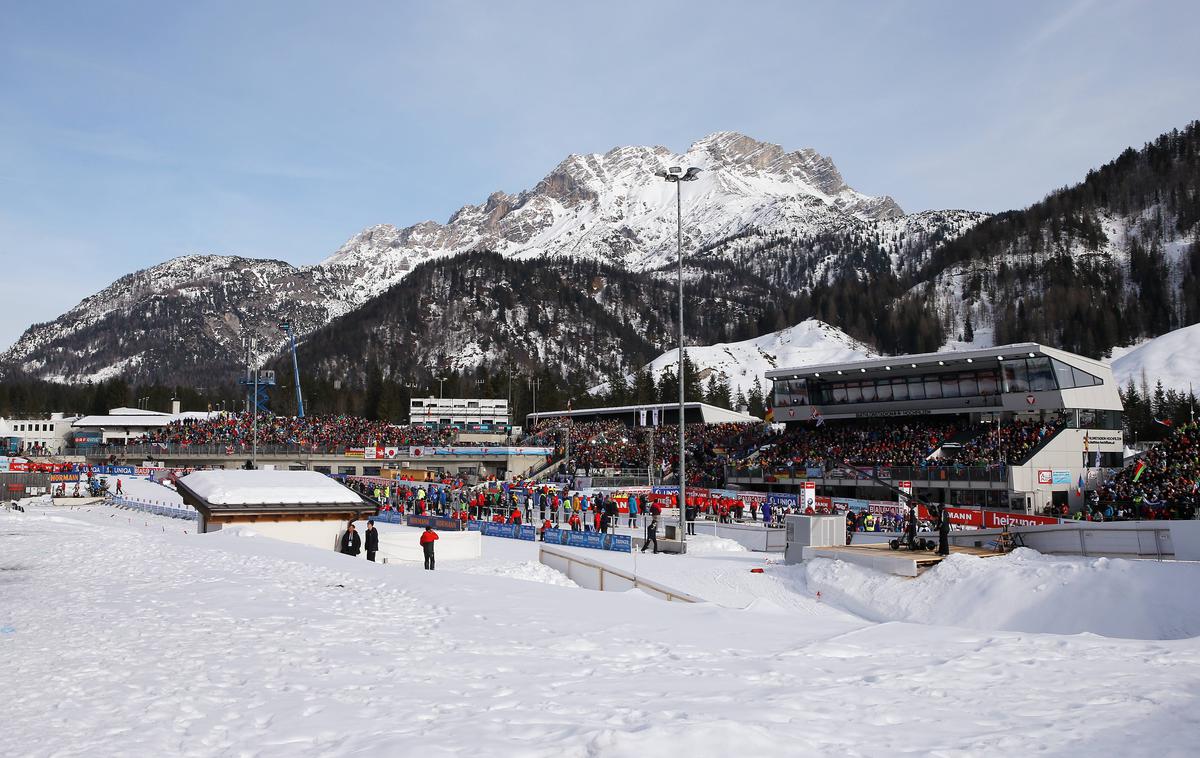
811, 407, 824, 427
764, 406, 775, 423
1132, 459, 1147, 482
1075, 474, 1083, 497
1154, 418, 1173, 428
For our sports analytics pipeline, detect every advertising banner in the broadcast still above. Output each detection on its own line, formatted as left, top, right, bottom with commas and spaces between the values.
541, 529, 632, 553
405, 514, 464, 531
898, 480, 913, 509
1051, 470, 1072, 485
478, 522, 537, 541
48, 472, 81, 483
766, 492, 799, 507
801, 481, 816, 511
983, 511, 1061, 528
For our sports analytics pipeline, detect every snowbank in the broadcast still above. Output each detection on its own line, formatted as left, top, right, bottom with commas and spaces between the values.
806, 548, 1200, 640
1111, 322, 1200, 393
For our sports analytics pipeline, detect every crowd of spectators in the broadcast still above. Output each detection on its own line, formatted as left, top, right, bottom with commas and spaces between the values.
1095, 421, 1199, 520
527, 419, 764, 487
947, 417, 1065, 466
729, 416, 1068, 478
732, 419, 961, 475
135, 412, 457, 451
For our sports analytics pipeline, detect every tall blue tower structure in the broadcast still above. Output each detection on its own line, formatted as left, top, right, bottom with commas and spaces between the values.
279, 322, 305, 418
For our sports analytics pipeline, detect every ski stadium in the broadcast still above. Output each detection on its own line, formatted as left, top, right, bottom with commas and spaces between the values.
3, 342, 1199, 756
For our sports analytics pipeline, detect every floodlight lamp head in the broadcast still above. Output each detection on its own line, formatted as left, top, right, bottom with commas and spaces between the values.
682, 167, 701, 181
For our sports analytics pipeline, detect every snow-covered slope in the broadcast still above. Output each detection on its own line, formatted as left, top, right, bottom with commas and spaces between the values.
641, 319, 877, 398
1111, 322, 1200, 393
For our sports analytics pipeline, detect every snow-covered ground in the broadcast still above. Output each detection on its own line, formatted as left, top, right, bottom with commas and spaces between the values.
3, 503, 1199, 756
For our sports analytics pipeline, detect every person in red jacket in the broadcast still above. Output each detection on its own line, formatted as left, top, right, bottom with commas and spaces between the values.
511, 507, 522, 525
568, 512, 582, 531
492, 512, 504, 523
419, 526, 438, 570
540, 518, 553, 541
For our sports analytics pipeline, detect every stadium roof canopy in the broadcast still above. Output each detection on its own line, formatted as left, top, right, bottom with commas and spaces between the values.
73, 408, 217, 429
765, 342, 1107, 379
527, 401, 759, 426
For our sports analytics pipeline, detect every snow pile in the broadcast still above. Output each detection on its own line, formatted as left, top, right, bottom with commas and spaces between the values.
806, 548, 1200, 640
641, 319, 876, 398
682, 534, 750, 554
1111, 322, 1200, 394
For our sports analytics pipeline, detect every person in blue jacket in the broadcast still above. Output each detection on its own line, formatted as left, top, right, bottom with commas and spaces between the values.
627, 493, 639, 528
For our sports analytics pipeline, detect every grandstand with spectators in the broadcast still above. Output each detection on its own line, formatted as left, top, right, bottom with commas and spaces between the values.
743, 343, 1126, 514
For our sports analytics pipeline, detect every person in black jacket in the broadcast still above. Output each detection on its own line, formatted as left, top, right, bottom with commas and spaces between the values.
641, 514, 659, 554
685, 503, 697, 535
845, 510, 857, 545
340, 523, 362, 557
364, 520, 379, 562
938, 508, 951, 556
904, 507, 918, 550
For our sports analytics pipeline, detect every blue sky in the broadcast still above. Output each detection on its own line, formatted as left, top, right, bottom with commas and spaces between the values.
2, 0, 1198, 350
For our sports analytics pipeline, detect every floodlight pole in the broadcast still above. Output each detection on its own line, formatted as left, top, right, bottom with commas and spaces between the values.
251, 336, 258, 469
654, 164, 699, 550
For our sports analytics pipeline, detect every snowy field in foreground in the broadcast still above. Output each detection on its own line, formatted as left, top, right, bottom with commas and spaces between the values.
3, 504, 1200, 757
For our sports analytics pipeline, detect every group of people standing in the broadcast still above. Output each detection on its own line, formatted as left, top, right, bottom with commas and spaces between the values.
338, 519, 438, 570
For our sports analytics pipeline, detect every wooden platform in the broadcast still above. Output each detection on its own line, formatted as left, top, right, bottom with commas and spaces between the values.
803, 541, 1003, 577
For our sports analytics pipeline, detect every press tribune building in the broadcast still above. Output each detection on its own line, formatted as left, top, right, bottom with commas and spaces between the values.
736, 343, 1125, 514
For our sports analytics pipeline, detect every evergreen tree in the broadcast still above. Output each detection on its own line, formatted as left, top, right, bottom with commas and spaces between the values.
632, 367, 657, 405
682, 352, 704, 404
748, 377, 765, 418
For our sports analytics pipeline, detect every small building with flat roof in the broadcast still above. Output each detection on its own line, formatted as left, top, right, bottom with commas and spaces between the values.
177, 469, 373, 551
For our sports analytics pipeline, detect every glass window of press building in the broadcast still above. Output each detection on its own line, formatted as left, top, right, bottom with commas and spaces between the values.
772, 356, 1105, 409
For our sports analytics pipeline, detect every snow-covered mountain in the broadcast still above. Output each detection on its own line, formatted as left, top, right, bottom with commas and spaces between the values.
1110, 322, 1200, 394
3, 131, 983, 385
632, 319, 877, 400
0, 256, 358, 385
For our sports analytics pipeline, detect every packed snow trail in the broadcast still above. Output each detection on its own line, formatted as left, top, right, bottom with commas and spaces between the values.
3, 505, 1200, 757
